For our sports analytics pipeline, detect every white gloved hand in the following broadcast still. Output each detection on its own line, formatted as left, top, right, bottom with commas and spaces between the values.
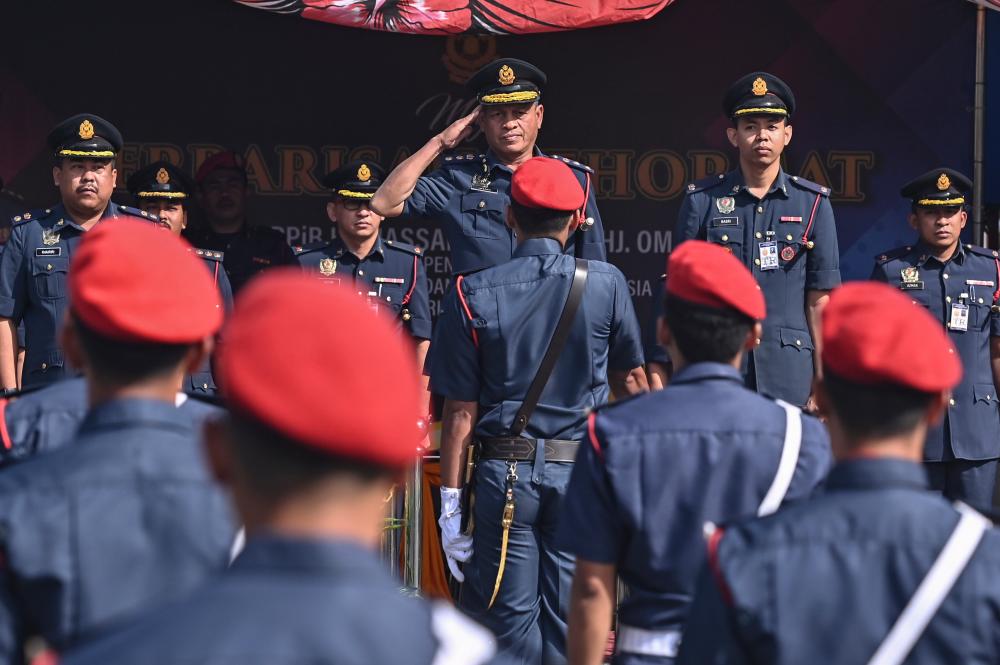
439, 486, 473, 582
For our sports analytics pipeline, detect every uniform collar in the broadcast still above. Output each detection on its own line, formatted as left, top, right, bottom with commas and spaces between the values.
484, 146, 544, 173
914, 240, 966, 267
825, 458, 929, 492
728, 168, 790, 199
232, 533, 387, 578
669, 362, 744, 386
333, 235, 385, 262
79, 397, 187, 431
49, 203, 102, 232
513, 237, 565, 258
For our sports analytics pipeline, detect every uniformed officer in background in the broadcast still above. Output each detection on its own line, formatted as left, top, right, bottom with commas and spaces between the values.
184, 150, 296, 294
372, 57, 606, 277
0, 114, 153, 390
0, 221, 235, 662
871, 168, 1000, 506
679, 282, 1000, 665
433, 157, 646, 665
61, 272, 497, 665
128, 161, 234, 395
295, 159, 432, 368
676, 72, 841, 409
560, 241, 831, 665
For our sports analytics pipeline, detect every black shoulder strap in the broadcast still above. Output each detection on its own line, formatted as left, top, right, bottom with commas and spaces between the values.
510, 258, 589, 437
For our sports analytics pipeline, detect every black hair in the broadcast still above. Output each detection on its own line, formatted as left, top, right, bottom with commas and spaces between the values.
226, 409, 395, 501
822, 370, 938, 440
73, 315, 194, 384
662, 294, 755, 364
509, 200, 573, 237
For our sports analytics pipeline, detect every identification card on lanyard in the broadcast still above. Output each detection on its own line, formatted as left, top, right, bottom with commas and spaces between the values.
759, 241, 779, 271
950, 302, 969, 332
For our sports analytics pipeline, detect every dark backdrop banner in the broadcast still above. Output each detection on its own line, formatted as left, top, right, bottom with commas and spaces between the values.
1, 0, 976, 350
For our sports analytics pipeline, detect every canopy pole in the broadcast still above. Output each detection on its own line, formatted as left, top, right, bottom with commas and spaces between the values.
974, 2, 986, 245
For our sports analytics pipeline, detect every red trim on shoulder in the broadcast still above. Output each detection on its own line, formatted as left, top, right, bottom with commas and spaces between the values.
402, 256, 419, 305
578, 172, 592, 228
455, 276, 479, 348
707, 527, 734, 607
213, 261, 220, 286
0, 400, 11, 450
587, 411, 604, 462
993, 258, 1000, 304
802, 193, 822, 246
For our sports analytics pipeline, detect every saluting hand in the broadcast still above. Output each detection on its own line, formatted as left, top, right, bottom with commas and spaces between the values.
436, 109, 481, 152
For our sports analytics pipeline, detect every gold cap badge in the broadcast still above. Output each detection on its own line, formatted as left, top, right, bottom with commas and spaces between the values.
357, 164, 372, 182
78, 119, 95, 140
937, 173, 951, 191
155, 168, 170, 185
498, 65, 516, 86
752, 77, 768, 96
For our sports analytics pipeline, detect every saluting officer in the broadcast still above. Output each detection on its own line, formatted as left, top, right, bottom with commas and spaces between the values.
0, 222, 236, 661
184, 150, 296, 294
560, 241, 831, 665
676, 72, 841, 409
295, 160, 432, 365
434, 157, 646, 665
0, 114, 154, 390
61, 273, 497, 665
372, 58, 606, 277
679, 282, 1000, 665
871, 169, 1000, 506
128, 161, 233, 395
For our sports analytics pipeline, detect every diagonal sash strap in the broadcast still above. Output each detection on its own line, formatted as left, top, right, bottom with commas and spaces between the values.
757, 399, 802, 517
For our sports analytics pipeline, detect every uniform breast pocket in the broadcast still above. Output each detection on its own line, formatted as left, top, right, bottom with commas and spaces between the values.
31, 256, 69, 300
904, 289, 931, 309
968, 299, 992, 330
375, 282, 405, 313
706, 218, 743, 254
777, 237, 805, 271
460, 193, 505, 239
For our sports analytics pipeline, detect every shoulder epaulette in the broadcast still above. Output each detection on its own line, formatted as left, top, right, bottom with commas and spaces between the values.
193, 248, 225, 262
550, 155, 595, 175
441, 153, 481, 167
788, 176, 831, 197
965, 244, 1000, 260
384, 239, 423, 256
875, 246, 913, 264
684, 173, 727, 195
117, 205, 159, 222
291, 240, 331, 256
10, 208, 51, 226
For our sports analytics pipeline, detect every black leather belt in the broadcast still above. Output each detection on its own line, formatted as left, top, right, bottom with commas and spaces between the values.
478, 437, 580, 463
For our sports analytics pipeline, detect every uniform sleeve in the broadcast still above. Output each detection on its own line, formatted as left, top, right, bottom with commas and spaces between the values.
406, 256, 433, 341
608, 271, 645, 371
0, 227, 27, 321
676, 563, 750, 665
429, 283, 481, 401
571, 184, 607, 261
402, 170, 453, 220
675, 193, 708, 246
216, 268, 235, 313
804, 197, 840, 291
870, 260, 889, 282
644, 278, 670, 365
556, 416, 622, 563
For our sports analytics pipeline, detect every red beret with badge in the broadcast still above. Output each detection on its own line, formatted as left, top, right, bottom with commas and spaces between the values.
511, 157, 585, 212
69, 221, 223, 343
822, 282, 962, 392
195, 150, 246, 184
217, 271, 424, 468
666, 240, 766, 320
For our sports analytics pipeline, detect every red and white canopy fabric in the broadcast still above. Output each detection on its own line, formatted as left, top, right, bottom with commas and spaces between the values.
968, 0, 1000, 9
234, 0, 675, 34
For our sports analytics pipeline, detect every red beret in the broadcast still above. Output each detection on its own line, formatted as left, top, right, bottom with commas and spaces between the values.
69, 221, 223, 343
822, 282, 961, 392
217, 271, 424, 468
195, 150, 245, 184
666, 240, 766, 320
511, 157, 585, 211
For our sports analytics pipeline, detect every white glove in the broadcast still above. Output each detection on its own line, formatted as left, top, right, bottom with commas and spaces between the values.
439, 486, 473, 582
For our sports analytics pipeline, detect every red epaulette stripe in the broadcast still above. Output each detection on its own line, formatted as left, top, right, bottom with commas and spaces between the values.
802, 193, 822, 245
213, 261, 220, 287
706, 527, 734, 606
587, 411, 604, 462
0, 400, 12, 450
455, 276, 478, 348
993, 258, 1000, 304
402, 256, 419, 305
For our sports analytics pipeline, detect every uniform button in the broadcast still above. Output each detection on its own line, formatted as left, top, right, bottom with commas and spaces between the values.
946, 296, 952, 303
721, 234, 729, 242
755, 232, 762, 239
754, 258, 761, 266
786, 234, 793, 241
795, 339, 802, 346
949, 398, 956, 406
46, 264, 52, 271
979, 298, 985, 304
358, 270, 364, 275
40, 363, 47, 370
478, 200, 486, 209
943, 273, 949, 279
202, 383, 209, 390
756, 206, 763, 214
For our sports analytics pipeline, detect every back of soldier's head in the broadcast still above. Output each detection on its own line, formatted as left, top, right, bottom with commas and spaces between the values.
508, 157, 584, 238
820, 282, 961, 441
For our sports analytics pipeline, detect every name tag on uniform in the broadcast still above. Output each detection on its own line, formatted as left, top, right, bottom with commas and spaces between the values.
35, 247, 61, 257
950, 302, 969, 332
900, 282, 925, 290
712, 217, 739, 226
759, 241, 779, 270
